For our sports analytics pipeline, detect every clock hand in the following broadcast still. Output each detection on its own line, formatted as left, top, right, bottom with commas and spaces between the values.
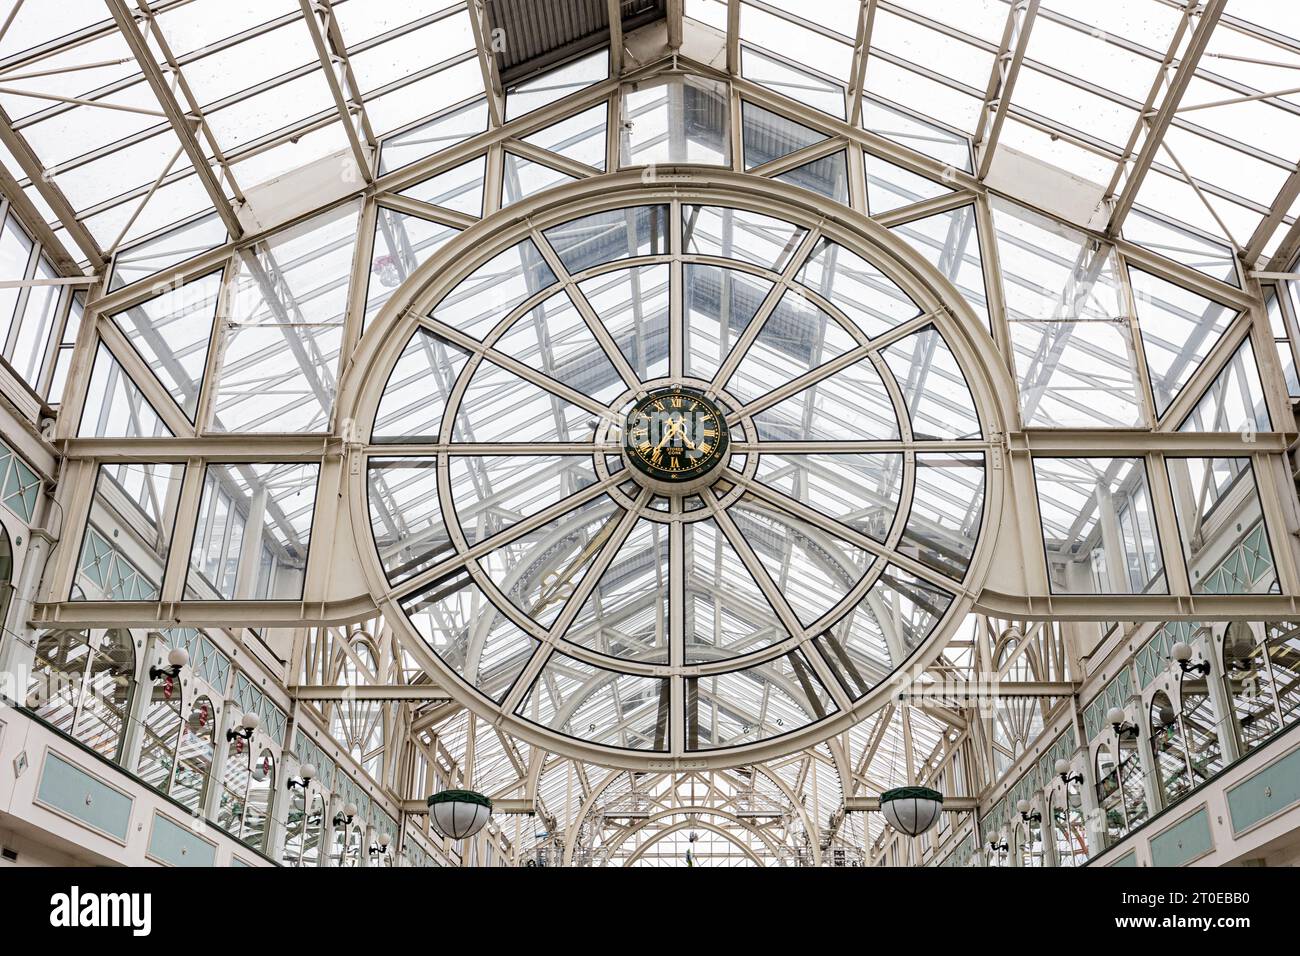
655, 417, 682, 449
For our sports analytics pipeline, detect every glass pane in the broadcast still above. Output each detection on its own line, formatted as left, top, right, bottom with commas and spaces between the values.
901, 452, 985, 580
742, 45, 846, 118
726, 290, 858, 404
741, 100, 828, 169
753, 355, 899, 441
567, 518, 669, 663
397, 155, 486, 216
544, 205, 669, 274
773, 151, 850, 203
449, 454, 599, 547
517, 650, 669, 750
619, 75, 731, 167
1167, 457, 1279, 595
367, 457, 449, 584
1177, 338, 1270, 434
795, 237, 918, 338
730, 493, 872, 626
372, 329, 469, 441
185, 462, 320, 600
1033, 457, 1166, 595
816, 564, 954, 698
687, 650, 835, 749
683, 204, 806, 269
106, 270, 221, 422
883, 326, 981, 439
683, 264, 774, 380
497, 288, 625, 402
365, 208, 461, 331
1130, 268, 1240, 420
401, 570, 539, 702
683, 517, 785, 663
756, 452, 902, 543
578, 265, 671, 382
430, 238, 557, 339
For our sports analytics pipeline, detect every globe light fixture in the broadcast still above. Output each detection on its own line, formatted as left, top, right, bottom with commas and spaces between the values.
1171, 641, 1211, 675
1054, 758, 1083, 786
150, 646, 189, 681
427, 789, 493, 840
879, 786, 943, 836
1106, 706, 1138, 739
226, 710, 260, 743
287, 762, 316, 791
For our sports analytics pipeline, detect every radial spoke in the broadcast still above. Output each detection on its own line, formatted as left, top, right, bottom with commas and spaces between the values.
531, 225, 645, 393
387, 473, 625, 602
703, 488, 808, 641
418, 313, 615, 419
370, 442, 615, 455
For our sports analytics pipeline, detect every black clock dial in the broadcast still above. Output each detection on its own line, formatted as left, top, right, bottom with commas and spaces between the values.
624, 387, 730, 484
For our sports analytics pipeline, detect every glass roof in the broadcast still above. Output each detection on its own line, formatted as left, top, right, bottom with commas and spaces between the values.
366, 194, 986, 760
8, 0, 1300, 866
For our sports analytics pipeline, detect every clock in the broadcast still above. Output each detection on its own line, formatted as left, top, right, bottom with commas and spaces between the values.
623, 387, 730, 489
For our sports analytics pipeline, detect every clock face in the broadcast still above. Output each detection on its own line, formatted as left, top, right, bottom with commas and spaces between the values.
624, 387, 730, 485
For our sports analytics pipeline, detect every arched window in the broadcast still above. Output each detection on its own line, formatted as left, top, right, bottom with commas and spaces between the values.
984, 826, 1009, 867
1094, 746, 1125, 849
136, 670, 183, 792
1117, 733, 1149, 833
1018, 810, 1044, 867
1222, 621, 1300, 751
27, 628, 135, 762
329, 634, 387, 778
283, 789, 306, 865
991, 630, 1044, 775
1050, 782, 1088, 867
1265, 622, 1300, 729
72, 629, 135, 760
345, 824, 364, 868
172, 695, 216, 814
217, 738, 252, 838
1149, 690, 1191, 806
0, 524, 13, 632
1179, 669, 1223, 786
329, 806, 351, 866
243, 750, 275, 852
301, 795, 326, 867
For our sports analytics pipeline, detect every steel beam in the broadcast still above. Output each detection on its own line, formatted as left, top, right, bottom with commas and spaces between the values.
974, 0, 1040, 182
298, 0, 375, 183
106, 0, 242, 239
1106, 0, 1229, 235
895, 681, 1078, 700
288, 684, 453, 701
844, 796, 979, 812
0, 102, 103, 268
401, 798, 536, 814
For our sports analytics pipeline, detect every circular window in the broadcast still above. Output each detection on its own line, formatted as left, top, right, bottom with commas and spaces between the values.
353, 175, 1002, 767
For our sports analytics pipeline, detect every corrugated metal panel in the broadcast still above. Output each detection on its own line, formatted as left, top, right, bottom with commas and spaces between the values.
490, 0, 665, 84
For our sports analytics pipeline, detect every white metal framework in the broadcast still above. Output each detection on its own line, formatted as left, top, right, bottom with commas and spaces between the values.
1, 0, 1299, 866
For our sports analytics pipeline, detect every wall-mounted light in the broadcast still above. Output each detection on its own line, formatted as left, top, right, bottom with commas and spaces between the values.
988, 840, 1008, 854
333, 803, 358, 828
149, 647, 189, 681
225, 711, 260, 743
369, 832, 392, 859
287, 762, 316, 791
1054, 758, 1084, 787
1106, 706, 1139, 739
1170, 641, 1211, 676
1016, 799, 1041, 824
